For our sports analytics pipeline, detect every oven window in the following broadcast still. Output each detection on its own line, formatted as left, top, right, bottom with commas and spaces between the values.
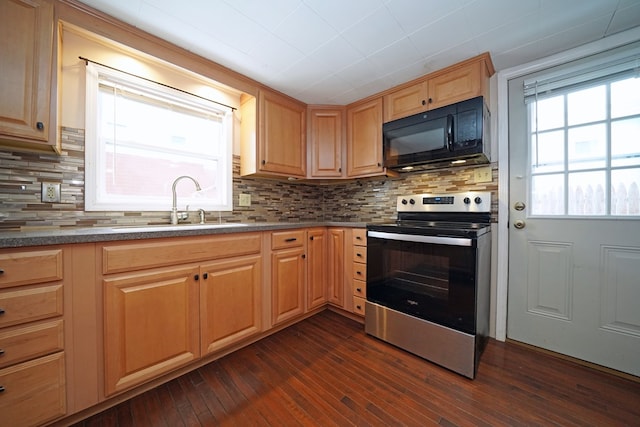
367, 236, 477, 334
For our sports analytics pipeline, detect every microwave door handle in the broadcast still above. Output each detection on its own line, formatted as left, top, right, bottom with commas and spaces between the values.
447, 114, 454, 151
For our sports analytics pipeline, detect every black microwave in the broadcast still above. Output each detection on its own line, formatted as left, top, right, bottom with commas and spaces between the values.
383, 96, 490, 171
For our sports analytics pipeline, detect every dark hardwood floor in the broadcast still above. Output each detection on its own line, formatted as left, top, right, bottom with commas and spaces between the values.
73, 310, 640, 426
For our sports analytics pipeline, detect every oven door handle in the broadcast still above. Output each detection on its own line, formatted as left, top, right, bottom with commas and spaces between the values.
367, 231, 472, 247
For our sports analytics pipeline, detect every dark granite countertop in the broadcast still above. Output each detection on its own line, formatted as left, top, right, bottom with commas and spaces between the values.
0, 222, 368, 248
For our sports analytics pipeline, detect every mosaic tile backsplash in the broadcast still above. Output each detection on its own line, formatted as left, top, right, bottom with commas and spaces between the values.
0, 127, 498, 230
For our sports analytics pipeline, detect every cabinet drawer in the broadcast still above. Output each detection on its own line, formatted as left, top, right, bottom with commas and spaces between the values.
0, 284, 63, 328
102, 233, 262, 274
271, 230, 305, 250
353, 279, 366, 298
353, 246, 367, 263
0, 319, 64, 369
352, 229, 366, 246
353, 296, 366, 316
353, 262, 366, 281
0, 249, 63, 289
0, 352, 66, 427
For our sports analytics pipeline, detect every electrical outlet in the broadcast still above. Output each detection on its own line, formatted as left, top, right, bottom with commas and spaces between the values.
473, 166, 492, 183
239, 193, 251, 207
41, 182, 61, 203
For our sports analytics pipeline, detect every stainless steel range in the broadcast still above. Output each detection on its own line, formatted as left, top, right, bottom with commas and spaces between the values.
365, 191, 491, 379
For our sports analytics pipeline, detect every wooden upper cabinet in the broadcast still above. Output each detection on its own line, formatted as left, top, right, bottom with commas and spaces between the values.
0, 0, 58, 152
346, 97, 384, 177
241, 89, 306, 178
307, 107, 345, 178
384, 53, 495, 122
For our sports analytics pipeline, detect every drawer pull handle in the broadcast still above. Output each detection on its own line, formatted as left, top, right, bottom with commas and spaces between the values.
356, 305, 361, 310
356, 236, 362, 240
356, 271, 362, 275
285, 238, 297, 242
203, 273, 208, 280
356, 288, 361, 292
356, 253, 362, 257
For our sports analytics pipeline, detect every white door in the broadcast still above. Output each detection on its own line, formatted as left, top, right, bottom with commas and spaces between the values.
507, 46, 640, 377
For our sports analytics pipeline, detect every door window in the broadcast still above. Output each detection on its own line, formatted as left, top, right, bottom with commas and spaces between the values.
526, 68, 640, 217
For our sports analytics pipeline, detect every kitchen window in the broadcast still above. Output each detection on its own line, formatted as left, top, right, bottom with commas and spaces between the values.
525, 56, 640, 217
85, 62, 233, 212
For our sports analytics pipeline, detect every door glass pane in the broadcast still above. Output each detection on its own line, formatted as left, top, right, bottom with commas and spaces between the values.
611, 77, 640, 118
611, 117, 640, 167
532, 130, 564, 173
531, 174, 565, 215
568, 85, 606, 126
568, 124, 606, 170
531, 95, 564, 131
568, 171, 606, 215
611, 168, 640, 215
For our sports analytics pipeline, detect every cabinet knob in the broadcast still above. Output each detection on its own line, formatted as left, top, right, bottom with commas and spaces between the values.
302, 254, 306, 259
0, 349, 4, 356
428, 98, 433, 104
421, 99, 426, 106
0, 308, 4, 315
203, 272, 208, 280
356, 305, 361, 310
261, 160, 266, 165
356, 288, 361, 292
0, 385, 4, 393
339, 167, 342, 172
356, 271, 362, 275
356, 253, 362, 257
0, 269, 4, 274
377, 162, 381, 167
36, 121, 44, 131
194, 274, 199, 281
310, 236, 314, 241
356, 236, 362, 240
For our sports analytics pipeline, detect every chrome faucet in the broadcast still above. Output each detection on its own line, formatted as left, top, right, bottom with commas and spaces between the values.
170, 176, 202, 225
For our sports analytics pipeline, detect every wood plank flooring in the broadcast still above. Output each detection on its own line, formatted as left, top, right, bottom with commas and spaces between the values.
73, 310, 640, 426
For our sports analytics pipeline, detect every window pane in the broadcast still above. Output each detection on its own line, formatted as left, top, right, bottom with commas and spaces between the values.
531, 174, 565, 215
531, 130, 564, 173
611, 77, 640, 118
568, 171, 606, 215
567, 85, 606, 126
568, 124, 606, 170
530, 96, 564, 131
611, 117, 640, 167
611, 168, 640, 215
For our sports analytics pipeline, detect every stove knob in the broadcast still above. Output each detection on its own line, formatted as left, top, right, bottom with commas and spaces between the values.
401, 199, 408, 205
475, 197, 482, 204
463, 197, 471, 204
409, 198, 416, 205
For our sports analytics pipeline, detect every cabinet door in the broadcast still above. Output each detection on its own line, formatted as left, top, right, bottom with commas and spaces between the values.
0, 0, 54, 146
200, 255, 262, 354
427, 61, 483, 110
259, 90, 306, 177
271, 247, 305, 325
308, 107, 344, 177
103, 266, 199, 395
306, 228, 327, 310
327, 228, 345, 307
346, 97, 384, 177
383, 81, 428, 122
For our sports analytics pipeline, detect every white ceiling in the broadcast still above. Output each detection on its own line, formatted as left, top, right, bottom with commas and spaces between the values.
78, 0, 640, 105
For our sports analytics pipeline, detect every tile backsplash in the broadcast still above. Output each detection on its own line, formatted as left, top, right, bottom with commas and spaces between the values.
0, 127, 498, 230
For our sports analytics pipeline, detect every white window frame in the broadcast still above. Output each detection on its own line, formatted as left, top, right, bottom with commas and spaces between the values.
85, 62, 233, 212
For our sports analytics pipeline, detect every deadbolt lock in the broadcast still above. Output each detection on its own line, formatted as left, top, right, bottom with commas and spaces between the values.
514, 201, 526, 211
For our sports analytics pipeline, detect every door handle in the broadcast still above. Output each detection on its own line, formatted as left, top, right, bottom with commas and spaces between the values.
514, 220, 526, 229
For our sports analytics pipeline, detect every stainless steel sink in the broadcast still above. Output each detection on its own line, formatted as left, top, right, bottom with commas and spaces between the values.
111, 223, 249, 232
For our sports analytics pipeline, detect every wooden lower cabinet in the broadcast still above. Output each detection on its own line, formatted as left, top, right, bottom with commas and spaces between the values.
0, 352, 66, 427
200, 255, 262, 354
328, 228, 345, 307
306, 228, 327, 310
103, 266, 200, 396
271, 246, 306, 325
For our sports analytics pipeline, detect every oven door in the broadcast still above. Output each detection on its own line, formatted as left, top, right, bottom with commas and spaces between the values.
366, 230, 478, 334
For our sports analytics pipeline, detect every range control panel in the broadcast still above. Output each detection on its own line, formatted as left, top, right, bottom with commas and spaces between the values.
396, 192, 491, 213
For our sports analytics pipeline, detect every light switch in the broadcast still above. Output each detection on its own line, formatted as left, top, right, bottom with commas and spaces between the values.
239, 193, 251, 207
